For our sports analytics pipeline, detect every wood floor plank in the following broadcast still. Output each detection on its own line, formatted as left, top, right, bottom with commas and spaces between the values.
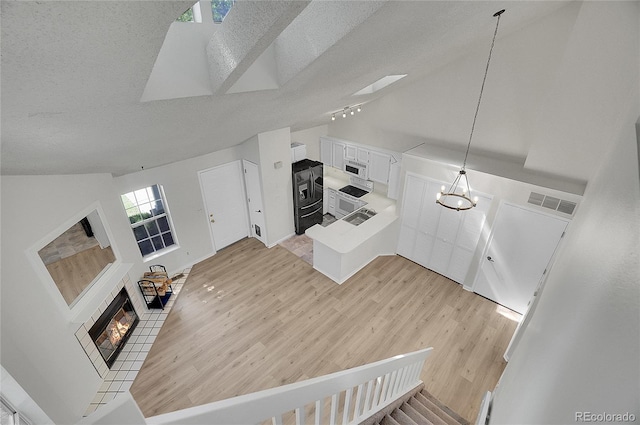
130, 238, 519, 421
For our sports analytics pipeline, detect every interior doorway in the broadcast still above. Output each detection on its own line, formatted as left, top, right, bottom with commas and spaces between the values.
242, 160, 267, 246
198, 161, 250, 251
473, 203, 568, 314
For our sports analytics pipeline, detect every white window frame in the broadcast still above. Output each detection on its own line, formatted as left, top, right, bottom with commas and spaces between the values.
120, 184, 178, 260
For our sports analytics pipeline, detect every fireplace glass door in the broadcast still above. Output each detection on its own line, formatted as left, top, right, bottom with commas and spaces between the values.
89, 288, 139, 368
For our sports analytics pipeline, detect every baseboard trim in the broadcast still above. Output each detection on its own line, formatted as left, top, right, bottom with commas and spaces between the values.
268, 232, 296, 248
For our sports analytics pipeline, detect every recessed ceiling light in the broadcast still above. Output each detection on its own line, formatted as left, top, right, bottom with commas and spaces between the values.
353, 74, 407, 96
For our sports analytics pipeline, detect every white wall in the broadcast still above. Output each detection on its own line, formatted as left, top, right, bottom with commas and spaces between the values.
113, 146, 242, 280
256, 127, 295, 245
490, 114, 640, 422
327, 1, 634, 186
0, 174, 134, 424
1, 365, 53, 424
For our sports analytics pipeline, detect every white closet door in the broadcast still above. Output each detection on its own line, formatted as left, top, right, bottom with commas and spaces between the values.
447, 194, 491, 283
397, 174, 492, 286
474, 203, 568, 314
431, 239, 455, 275
413, 232, 435, 269
397, 224, 417, 258
403, 176, 426, 228
396, 175, 425, 258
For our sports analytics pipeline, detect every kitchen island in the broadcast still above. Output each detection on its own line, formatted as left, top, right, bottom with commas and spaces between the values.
305, 191, 399, 284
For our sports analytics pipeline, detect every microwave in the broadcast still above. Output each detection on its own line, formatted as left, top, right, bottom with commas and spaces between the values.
343, 160, 368, 179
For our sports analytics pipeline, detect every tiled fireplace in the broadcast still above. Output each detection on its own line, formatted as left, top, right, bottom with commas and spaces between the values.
74, 269, 189, 416
88, 287, 139, 368
75, 274, 145, 379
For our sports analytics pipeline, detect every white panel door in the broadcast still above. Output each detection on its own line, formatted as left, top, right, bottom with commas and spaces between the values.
398, 174, 492, 286
243, 160, 267, 246
199, 161, 250, 251
396, 175, 425, 258
474, 203, 568, 314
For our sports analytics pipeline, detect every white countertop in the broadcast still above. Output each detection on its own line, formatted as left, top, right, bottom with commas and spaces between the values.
323, 173, 348, 192
307, 178, 397, 254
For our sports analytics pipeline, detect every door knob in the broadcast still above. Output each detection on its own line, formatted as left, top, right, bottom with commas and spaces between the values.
487, 256, 494, 262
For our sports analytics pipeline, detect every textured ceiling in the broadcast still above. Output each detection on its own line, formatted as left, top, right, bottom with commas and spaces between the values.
1, 0, 588, 177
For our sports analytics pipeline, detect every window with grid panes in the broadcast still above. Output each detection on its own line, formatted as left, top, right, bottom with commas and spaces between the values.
120, 185, 176, 257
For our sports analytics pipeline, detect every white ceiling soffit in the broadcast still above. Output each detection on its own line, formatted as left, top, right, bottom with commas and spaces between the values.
273, 1, 387, 87
226, 1, 387, 95
206, 0, 310, 95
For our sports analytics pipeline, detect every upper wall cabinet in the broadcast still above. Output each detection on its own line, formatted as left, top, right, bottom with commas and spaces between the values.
344, 145, 357, 161
332, 141, 345, 171
320, 136, 396, 186
369, 151, 391, 184
320, 138, 333, 166
345, 145, 371, 165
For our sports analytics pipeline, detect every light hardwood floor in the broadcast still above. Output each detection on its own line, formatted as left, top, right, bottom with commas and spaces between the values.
130, 237, 519, 422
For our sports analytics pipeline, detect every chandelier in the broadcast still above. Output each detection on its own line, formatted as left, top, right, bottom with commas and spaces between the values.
437, 9, 505, 211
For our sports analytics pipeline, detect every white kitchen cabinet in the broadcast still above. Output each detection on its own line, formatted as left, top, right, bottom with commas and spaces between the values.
368, 150, 391, 184
332, 142, 345, 171
291, 143, 306, 163
356, 147, 370, 164
320, 137, 333, 166
344, 145, 357, 161
327, 188, 337, 216
397, 174, 491, 286
344, 144, 370, 164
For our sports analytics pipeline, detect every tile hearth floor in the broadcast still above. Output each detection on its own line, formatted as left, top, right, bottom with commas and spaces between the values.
83, 273, 188, 417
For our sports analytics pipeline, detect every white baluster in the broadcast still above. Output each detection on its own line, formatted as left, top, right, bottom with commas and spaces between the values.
295, 406, 305, 425
342, 387, 353, 424
353, 383, 364, 419
329, 393, 338, 425
315, 399, 323, 425
363, 379, 374, 415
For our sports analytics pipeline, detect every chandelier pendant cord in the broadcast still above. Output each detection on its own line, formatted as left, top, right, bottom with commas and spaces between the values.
462, 10, 503, 171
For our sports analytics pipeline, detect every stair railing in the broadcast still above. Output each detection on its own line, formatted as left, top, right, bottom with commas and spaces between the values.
146, 347, 433, 425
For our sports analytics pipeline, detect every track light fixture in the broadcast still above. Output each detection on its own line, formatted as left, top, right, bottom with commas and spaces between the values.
329, 105, 363, 121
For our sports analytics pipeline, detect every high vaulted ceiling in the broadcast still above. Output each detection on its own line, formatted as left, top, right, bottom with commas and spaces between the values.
2, 1, 637, 181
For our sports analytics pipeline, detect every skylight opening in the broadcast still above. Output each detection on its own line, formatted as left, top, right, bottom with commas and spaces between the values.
176, 2, 202, 23
212, 0, 234, 23
353, 74, 407, 96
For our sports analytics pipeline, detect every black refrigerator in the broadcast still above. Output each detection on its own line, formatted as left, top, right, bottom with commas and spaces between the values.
292, 159, 323, 235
